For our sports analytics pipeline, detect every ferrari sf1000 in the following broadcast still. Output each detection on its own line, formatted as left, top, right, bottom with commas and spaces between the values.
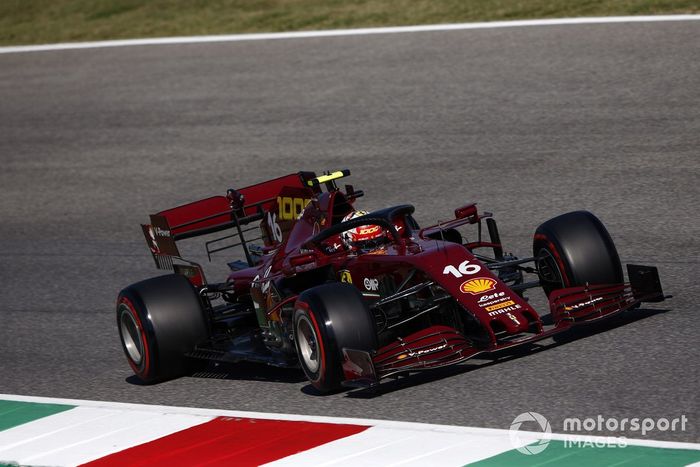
117, 170, 667, 392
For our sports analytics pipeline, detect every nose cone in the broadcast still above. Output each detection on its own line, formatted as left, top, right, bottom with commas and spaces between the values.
490, 306, 531, 333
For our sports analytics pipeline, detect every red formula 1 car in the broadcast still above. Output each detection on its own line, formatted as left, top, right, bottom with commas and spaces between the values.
117, 170, 667, 392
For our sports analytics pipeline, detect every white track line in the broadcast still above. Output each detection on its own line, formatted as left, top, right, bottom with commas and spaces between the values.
2, 394, 699, 452
0, 15, 698, 54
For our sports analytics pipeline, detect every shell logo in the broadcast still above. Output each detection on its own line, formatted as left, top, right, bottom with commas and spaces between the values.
460, 277, 497, 295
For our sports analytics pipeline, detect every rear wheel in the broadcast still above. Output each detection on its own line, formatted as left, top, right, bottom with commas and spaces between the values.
533, 211, 623, 296
293, 283, 377, 393
116, 274, 209, 383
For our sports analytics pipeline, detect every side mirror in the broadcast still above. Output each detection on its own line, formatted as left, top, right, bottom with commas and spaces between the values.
454, 204, 477, 220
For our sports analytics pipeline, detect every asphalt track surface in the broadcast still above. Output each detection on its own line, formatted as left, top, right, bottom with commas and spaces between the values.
1, 21, 698, 442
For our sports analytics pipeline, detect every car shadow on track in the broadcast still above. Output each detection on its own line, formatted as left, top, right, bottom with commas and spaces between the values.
125, 307, 669, 394
125, 361, 307, 385
190, 361, 307, 384
345, 306, 670, 399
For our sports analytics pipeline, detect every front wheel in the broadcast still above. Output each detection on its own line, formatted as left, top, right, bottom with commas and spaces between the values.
533, 211, 623, 296
293, 283, 377, 394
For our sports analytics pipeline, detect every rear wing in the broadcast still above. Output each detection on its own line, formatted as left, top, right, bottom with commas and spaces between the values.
160, 172, 315, 239
141, 170, 353, 282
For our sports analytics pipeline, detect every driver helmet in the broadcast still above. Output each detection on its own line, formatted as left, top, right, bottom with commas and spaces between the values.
340, 210, 387, 251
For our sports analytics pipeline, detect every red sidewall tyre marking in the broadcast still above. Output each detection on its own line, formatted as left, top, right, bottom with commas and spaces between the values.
119, 296, 151, 378
296, 301, 326, 384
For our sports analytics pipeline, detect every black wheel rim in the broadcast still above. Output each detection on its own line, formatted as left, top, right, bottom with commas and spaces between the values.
536, 247, 565, 290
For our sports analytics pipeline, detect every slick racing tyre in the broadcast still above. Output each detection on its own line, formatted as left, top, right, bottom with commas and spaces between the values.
116, 274, 209, 384
533, 211, 623, 296
293, 283, 377, 394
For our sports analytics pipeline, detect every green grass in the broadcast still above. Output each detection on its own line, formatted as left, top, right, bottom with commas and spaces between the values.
1, 0, 698, 46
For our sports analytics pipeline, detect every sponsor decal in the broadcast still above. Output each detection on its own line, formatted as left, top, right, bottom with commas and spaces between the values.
479, 297, 510, 307
323, 241, 343, 254
564, 296, 604, 311
142, 214, 180, 259
277, 196, 312, 221
339, 270, 352, 284
507, 312, 521, 325
478, 291, 513, 308
253, 265, 273, 294
145, 226, 161, 254
460, 277, 496, 295
443, 260, 481, 278
152, 226, 171, 237
488, 304, 522, 316
359, 226, 381, 236
363, 277, 379, 291
409, 343, 447, 357
485, 300, 516, 312
478, 291, 506, 303
397, 343, 448, 361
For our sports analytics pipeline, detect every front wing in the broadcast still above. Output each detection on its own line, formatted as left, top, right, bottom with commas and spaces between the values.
341, 264, 667, 388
